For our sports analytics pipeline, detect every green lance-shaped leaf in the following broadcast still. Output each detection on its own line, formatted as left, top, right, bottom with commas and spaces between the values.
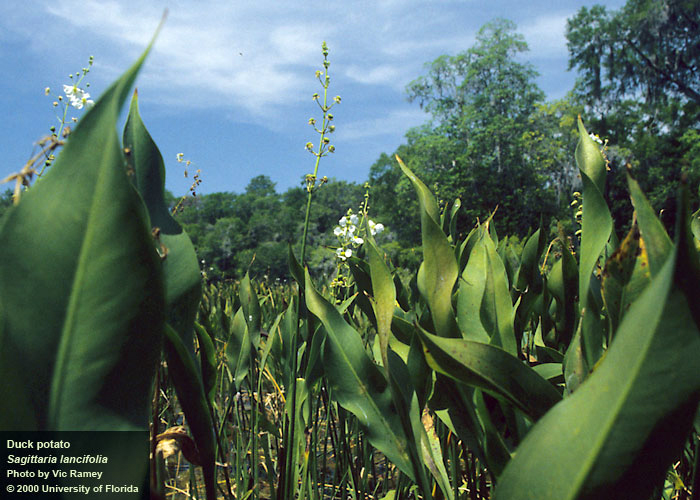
417, 328, 562, 422
397, 155, 460, 338
457, 227, 517, 353
123, 90, 202, 351
576, 117, 612, 368
0, 41, 164, 431
240, 272, 262, 348
387, 350, 450, 500
194, 322, 217, 404
457, 228, 491, 343
493, 211, 700, 500
304, 269, 415, 480
627, 172, 672, 277
417, 404, 454, 500
481, 236, 517, 354
288, 243, 305, 289
163, 324, 217, 500
514, 228, 545, 293
692, 207, 700, 244
226, 308, 251, 391
513, 228, 546, 343
121, 75, 215, 500
365, 234, 396, 372
547, 238, 578, 349
601, 221, 650, 337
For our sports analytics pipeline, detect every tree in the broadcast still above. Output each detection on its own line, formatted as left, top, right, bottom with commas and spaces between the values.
567, 0, 700, 109
377, 19, 559, 239
566, 0, 700, 234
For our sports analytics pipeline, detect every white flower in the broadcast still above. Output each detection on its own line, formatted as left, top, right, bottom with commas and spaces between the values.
334, 226, 344, 236
338, 216, 348, 227
336, 248, 353, 261
368, 220, 385, 235
352, 236, 364, 245
63, 84, 93, 109
349, 214, 359, 225
588, 133, 604, 145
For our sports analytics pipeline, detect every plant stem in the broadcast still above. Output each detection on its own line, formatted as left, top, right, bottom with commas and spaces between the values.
284, 42, 334, 500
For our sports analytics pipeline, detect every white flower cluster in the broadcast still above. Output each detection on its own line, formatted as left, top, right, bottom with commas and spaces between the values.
588, 133, 604, 145
63, 84, 93, 109
332, 212, 385, 261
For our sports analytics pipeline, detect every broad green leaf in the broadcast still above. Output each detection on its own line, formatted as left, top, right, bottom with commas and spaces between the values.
395, 155, 440, 222
122, 75, 215, 500
0, 43, 163, 431
0, 300, 36, 429
457, 228, 517, 353
240, 272, 261, 348
288, 243, 305, 289
692, 208, 700, 244
515, 228, 545, 293
418, 407, 453, 500
163, 324, 217, 500
474, 389, 512, 476
547, 240, 578, 349
304, 270, 415, 480
601, 221, 650, 337
386, 350, 434, 498
226, 308, 251, 391
575, 118, 612, 369
494, 220, 700, 500
194, 322, 217, 404
457, 229, 491, 343
303, 322, 325, 388
348, 256, 378, 324
449, 198, 461, 242
123, 90, 201, 350
627, 172, 672, 276
417, 328, 562, 421
431, 378, 492, 468
365, 235, 396, 372
531, 363, 564, 384
513, 228, 546, 343
482, 238, 517, 354
397, 156, 460, 338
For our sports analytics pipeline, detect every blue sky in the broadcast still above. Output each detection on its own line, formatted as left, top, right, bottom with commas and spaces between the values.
1, 0, 625, 197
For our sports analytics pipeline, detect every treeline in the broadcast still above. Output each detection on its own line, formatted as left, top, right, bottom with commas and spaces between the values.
169, 176, 370, 280
2, 0, 698, 281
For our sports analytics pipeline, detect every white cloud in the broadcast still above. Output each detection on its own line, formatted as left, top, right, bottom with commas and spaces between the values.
9, 1, 579, 130
339, 108, 427, 141
344, 64, 403, 87
520, 13, 570, 59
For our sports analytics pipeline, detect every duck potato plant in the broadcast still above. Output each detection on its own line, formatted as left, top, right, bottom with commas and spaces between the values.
1, 38, 699, 500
